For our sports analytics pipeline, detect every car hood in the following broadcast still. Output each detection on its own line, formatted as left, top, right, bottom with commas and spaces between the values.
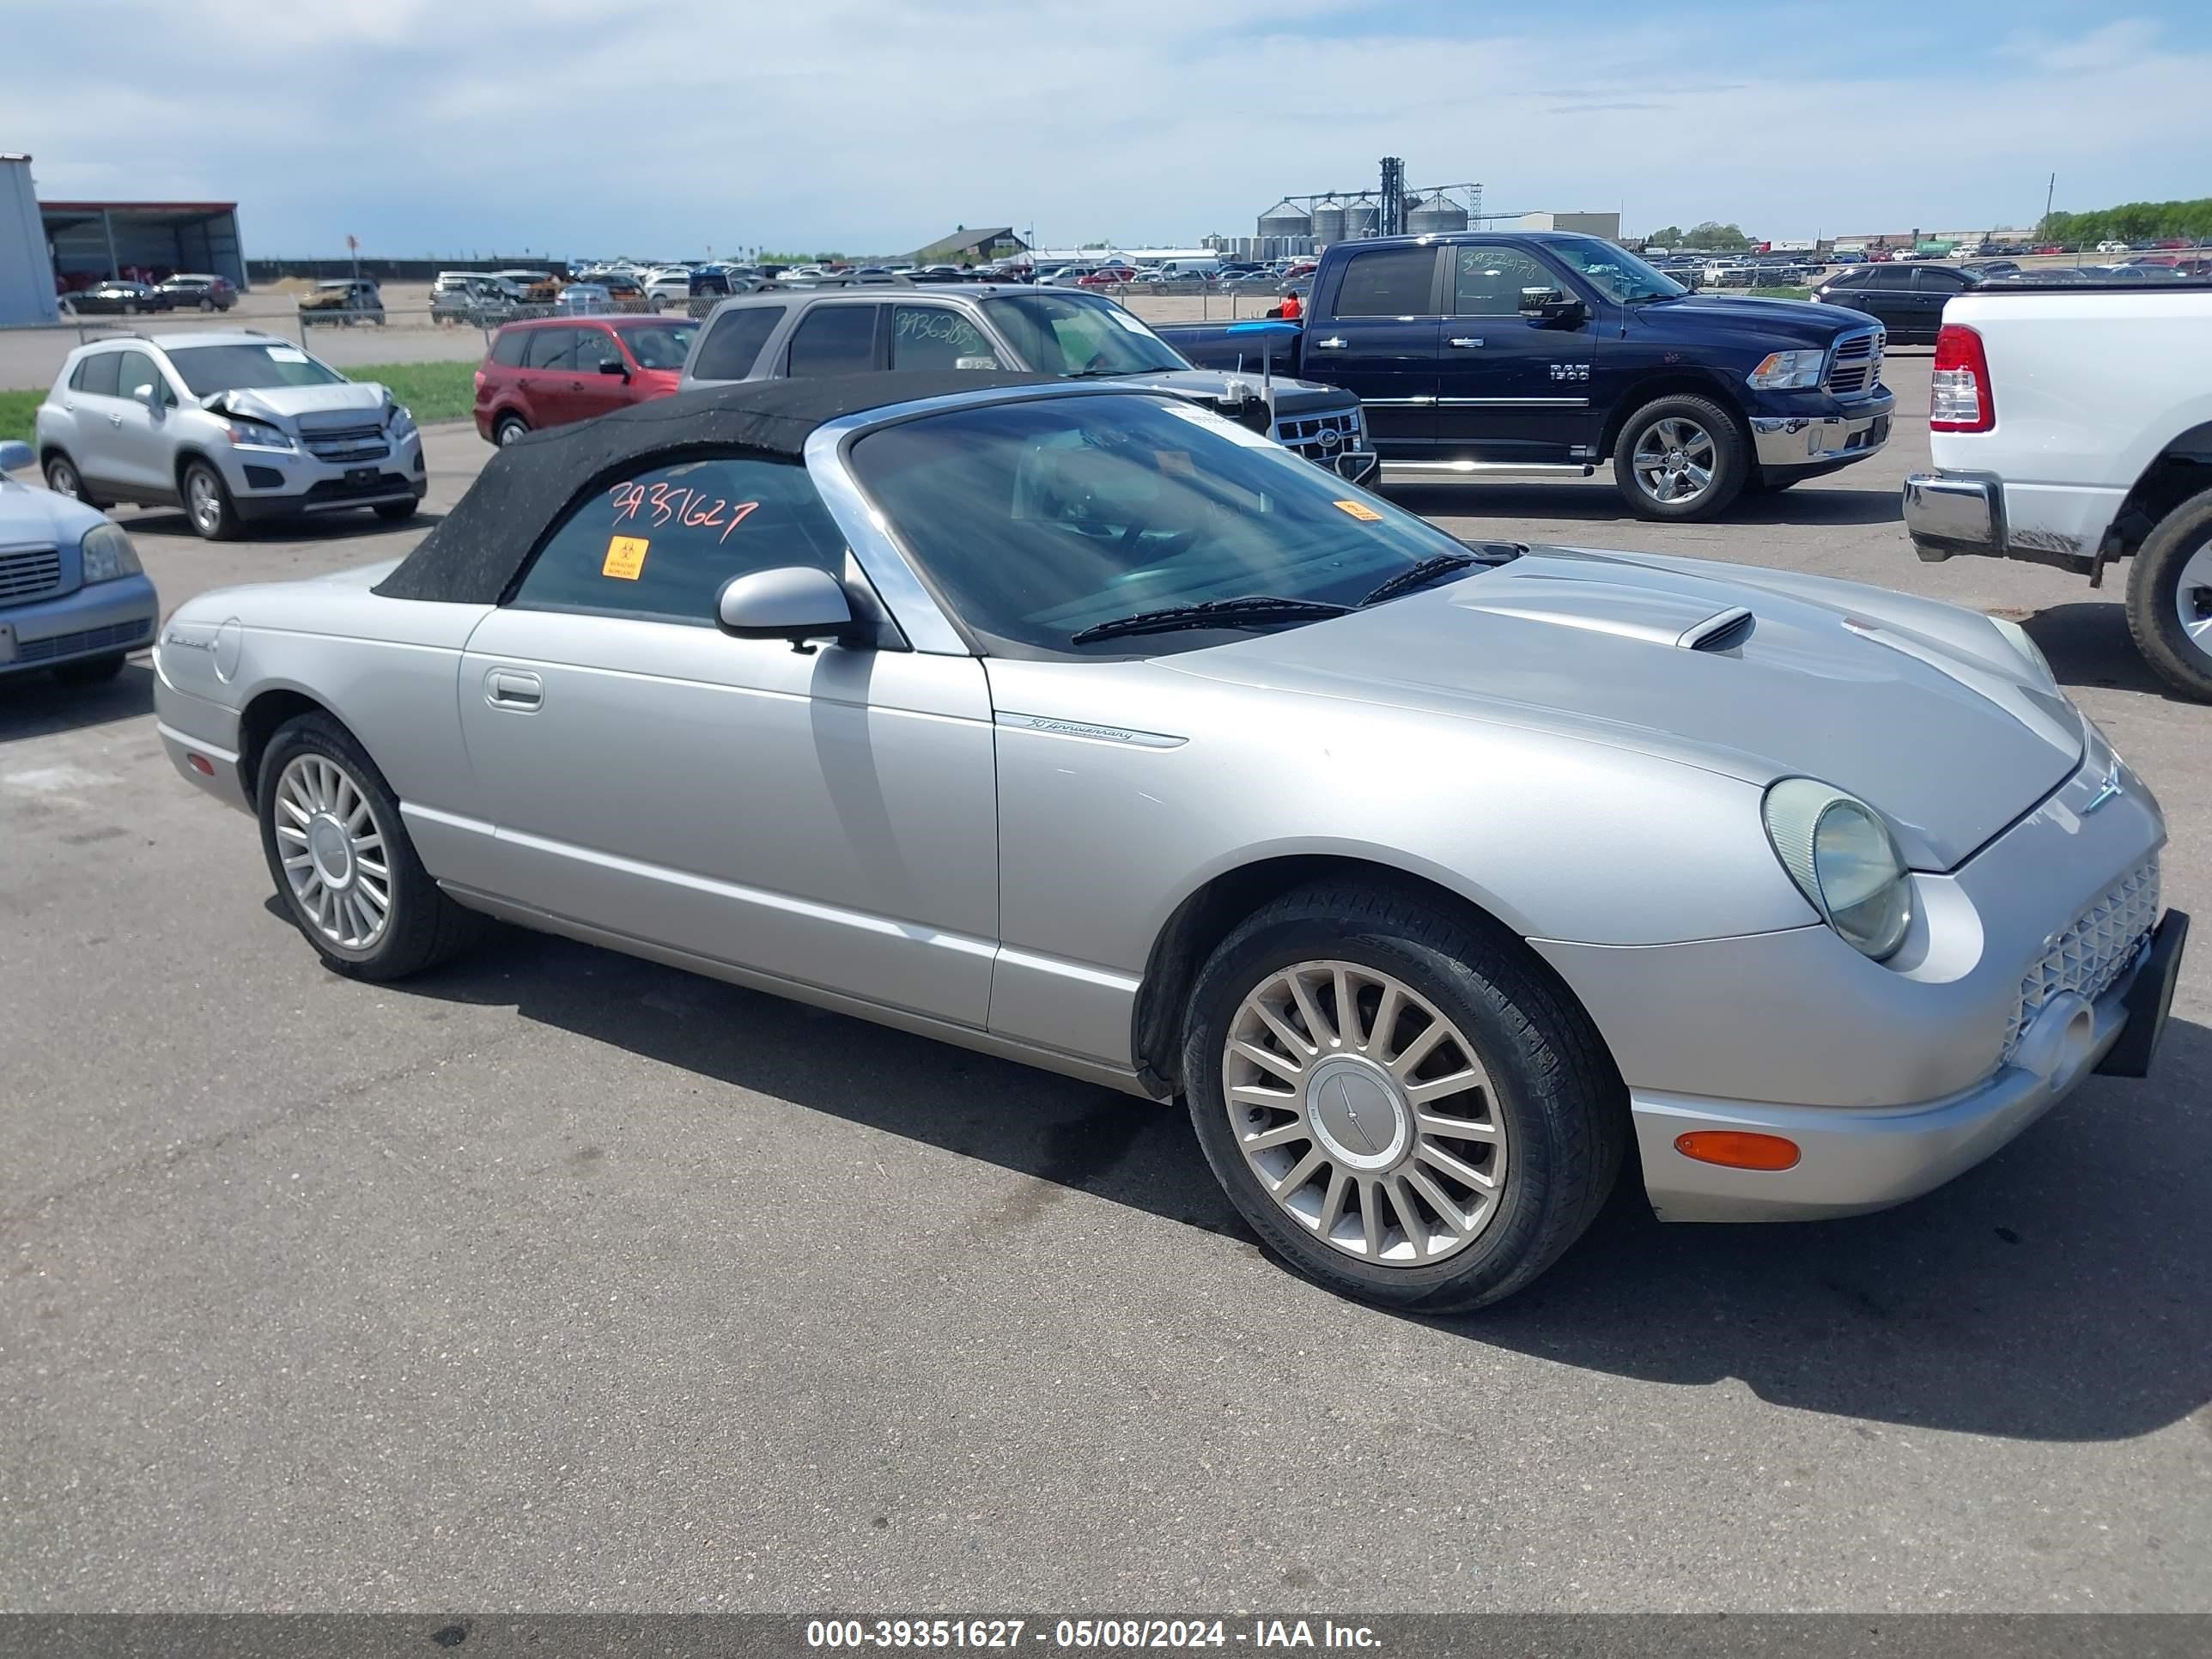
1164, 547, 2083, 870
202, 382, 389, 422
1637, 294, 1869, 346
1109, 367, 1354, 416
0, 477, 107, 547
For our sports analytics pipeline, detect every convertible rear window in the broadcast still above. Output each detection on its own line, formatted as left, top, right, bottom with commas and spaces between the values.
848, 393, 1480, 658
511, 453, 848, 625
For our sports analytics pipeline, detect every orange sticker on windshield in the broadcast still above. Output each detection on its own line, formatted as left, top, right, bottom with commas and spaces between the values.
603, 535, 648, 580
1158, 449, 1196, 477
1333, 499, 1383, 522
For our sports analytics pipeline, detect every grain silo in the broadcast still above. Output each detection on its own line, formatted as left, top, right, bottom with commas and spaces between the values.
1309, 198, 1347, 246
1256, 199, 1310, 246
1407, 191, 1470, 235
1341, 198, 1378, 240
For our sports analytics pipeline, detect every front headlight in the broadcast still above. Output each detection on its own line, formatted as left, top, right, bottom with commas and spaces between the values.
1746, 349, 1826, 390
224, 418, 295, 451
1762, 777, 1913, 961
386, 400, 416, 440
1989, 615, 2053, 683
79, 521, 142, 583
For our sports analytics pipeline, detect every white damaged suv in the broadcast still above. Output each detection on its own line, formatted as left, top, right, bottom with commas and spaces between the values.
33, 332, 426, 540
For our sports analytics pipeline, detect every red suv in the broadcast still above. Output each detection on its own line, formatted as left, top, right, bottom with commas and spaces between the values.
475, 314, 699, 445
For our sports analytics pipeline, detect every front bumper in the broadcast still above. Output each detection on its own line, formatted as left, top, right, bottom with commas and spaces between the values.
1747, 389, 1897, 472
217, 433, 427, 522
0, 574, 158, 676
1633, 910, 2185, 1221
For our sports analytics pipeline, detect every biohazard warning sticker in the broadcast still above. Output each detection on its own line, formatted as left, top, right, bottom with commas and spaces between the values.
603, 535, 649, 579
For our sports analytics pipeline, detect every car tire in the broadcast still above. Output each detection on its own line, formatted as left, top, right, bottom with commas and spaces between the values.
1179, 879, 1626, 1313
493, 414, 530, 447
1613, 394, 1748, 522
42, 451, 104, 508
52, 653, 126, 685
2124, 485, 2212, 702
256, 712, 484, 981
373, 499, 418, 523
180, 459, 242, 541
198, 298, 216, 312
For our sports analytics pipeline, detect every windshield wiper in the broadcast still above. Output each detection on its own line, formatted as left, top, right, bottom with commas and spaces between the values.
1358, 553, 1477, 607
1069, 595, 1350, 645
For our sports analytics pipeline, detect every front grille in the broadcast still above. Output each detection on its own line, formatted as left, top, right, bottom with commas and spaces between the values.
0, 546, 64, 603
2002, 858, 2160, 1059
1826, 330, 1884, 397
1273, 407, 1363, 460
299, 422, 391, 465
15, 617, 151, 664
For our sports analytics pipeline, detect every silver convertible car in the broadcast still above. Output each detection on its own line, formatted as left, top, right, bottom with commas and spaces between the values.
154, 373, 2189, 1310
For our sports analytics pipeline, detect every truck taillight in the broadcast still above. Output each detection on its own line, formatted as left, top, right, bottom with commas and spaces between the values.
1929, 324, 1993, 433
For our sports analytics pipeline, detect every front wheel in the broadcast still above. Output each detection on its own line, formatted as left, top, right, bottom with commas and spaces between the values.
1180, 881, 1625, 1312
2124, 486, 2212, 702
1613, 395, 1748, 522
181, 459, 240, 540
256, 714, 484, 980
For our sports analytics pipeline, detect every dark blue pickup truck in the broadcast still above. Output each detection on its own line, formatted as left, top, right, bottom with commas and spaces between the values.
1155, 232, 1896, 521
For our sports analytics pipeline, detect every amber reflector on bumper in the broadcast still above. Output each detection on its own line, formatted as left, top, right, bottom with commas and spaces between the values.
1674, 1130, 1802, 1171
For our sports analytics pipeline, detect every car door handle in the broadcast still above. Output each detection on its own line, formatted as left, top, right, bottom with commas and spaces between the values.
485, 668, 543, 710
1446, 337, 1485, 349
1313, 336, 1348, 349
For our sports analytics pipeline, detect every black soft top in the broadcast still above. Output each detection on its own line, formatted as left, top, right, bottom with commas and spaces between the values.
374, 369, 1058, 604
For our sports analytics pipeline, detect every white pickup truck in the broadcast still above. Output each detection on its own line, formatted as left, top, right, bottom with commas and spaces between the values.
1903, 284, 2212, 699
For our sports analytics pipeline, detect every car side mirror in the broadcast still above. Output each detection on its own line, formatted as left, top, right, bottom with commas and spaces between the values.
1518, 286, 1583, 322
0, 439, 33, 473
132, 382, 161, 413
598, 357, 628, 377
716, 566, 864, 653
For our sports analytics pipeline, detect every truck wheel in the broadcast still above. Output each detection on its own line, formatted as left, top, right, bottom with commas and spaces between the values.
1613, 395, 1748, 522
1180, 880, 1625, 1312
2124, 486, 2212, 702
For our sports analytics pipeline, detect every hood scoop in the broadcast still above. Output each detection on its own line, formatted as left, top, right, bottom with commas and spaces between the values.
1449, 571, 1756, 652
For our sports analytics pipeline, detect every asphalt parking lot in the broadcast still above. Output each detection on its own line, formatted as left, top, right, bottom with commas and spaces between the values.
3, 357, 2208, 1613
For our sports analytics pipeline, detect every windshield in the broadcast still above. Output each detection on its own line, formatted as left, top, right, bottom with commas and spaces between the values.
848, 393, 1484, 658
165, 343, 348, 397
615, 322, 696, 368
1547, 236, 1686, 302
981, 291, 1188, 376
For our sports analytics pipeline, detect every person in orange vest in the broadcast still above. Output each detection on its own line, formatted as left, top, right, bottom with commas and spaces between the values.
1279, 289, 1304, 320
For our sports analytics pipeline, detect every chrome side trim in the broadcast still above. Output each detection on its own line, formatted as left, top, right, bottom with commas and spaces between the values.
1434, 397, 1590, 408
994, 945, 1145, 997
995, 712, 1188, 749
1381, 460, 1595, 477
1363, 396, 1437, 406
806, 383, 1179, 659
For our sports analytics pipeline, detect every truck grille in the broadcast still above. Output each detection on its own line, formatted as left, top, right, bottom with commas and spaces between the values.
299, 422, 391, 465
0, 546, 64, 603
1273, 408, 1363, 460
2002, 858, 2159, 1060
1825, 330, 1884, 397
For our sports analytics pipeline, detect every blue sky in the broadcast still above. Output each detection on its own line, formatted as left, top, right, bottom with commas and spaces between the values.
10, 1, 2209, 258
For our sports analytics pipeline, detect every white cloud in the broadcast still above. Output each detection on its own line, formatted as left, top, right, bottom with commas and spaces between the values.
8, 6, 2207, 252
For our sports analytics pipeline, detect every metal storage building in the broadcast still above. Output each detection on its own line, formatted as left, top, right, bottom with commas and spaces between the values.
40, 198, 247, 291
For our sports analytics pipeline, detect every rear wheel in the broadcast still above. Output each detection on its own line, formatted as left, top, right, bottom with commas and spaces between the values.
256, 713, 483, 981
198, 297, 216, 312
493, 413, 530, 447
1180, 881, 1625, 1312
182, 459, 241, 541
2124, 485, 2212, 702
1613, 395, 1748, 522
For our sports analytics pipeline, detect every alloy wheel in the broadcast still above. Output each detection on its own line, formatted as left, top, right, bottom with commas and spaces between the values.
2174, 543, 2212, 671
186, 469, 223, 535
1222, 960, 1508, 1266
1631, 417, 1717, 505
46, 458, 80, 499
273, 754, 392, 951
